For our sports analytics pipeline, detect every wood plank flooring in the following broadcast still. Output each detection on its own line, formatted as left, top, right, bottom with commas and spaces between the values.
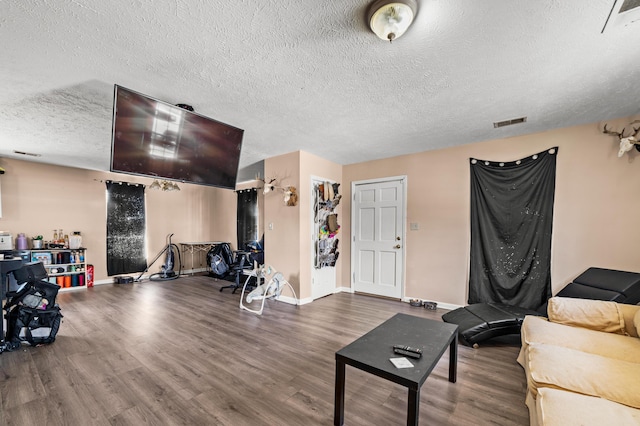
0, 275, 530, 425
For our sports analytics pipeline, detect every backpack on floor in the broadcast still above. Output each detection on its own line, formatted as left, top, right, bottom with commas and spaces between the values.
209, 254, 229, 277
207, 243, 233, 277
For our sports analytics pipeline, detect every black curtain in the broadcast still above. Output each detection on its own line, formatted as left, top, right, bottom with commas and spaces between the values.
237, 189, 258, 250
468, 148, 557, 310
106, 181, 147, 276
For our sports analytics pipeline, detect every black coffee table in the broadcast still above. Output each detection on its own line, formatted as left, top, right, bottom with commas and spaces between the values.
334, 313, 458, 426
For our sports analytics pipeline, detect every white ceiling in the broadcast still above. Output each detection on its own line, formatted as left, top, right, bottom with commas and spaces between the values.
1, 1, 639, 182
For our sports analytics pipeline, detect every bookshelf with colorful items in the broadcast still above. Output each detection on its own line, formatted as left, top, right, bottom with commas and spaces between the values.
29, 248, 92, 290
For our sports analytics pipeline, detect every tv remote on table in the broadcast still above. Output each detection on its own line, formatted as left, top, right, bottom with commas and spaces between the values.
393, 345, 423, 355
394, 348, 422, 359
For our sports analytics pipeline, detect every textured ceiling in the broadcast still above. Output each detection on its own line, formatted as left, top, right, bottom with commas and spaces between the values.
1, 1, 639, 182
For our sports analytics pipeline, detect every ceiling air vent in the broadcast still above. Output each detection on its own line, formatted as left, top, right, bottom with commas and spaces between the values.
602, 0, 640, 32
13, 150, 41, 157
493, 117, 527, 129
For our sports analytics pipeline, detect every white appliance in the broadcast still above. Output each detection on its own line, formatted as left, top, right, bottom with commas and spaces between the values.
0, 232, 13, 250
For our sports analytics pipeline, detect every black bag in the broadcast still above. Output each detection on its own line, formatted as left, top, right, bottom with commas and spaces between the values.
209, 254, 229, 276
5, 278, 60, 311
207, 243, 233, 277
5, 262, 63, 350
5, 304, 63, 347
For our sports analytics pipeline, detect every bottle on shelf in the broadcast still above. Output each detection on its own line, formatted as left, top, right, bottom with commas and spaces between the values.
16, 233, 27, 250
69, 231, 82, 249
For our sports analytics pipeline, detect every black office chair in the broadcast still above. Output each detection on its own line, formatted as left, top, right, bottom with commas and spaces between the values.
219, 250, 252, 293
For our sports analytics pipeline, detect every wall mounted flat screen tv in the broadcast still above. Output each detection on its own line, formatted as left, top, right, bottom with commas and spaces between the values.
110, 85, 244, 190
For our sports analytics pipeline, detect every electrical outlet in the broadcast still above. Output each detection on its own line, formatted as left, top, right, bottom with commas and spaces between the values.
410, 222, 419, 231
268, 223, 274, 230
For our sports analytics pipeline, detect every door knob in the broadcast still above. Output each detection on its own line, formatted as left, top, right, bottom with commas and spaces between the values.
394, 244, 401, 249
396, 236, 401, 241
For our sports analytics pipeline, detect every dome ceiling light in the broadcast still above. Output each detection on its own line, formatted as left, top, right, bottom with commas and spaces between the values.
367, 0, 418, 42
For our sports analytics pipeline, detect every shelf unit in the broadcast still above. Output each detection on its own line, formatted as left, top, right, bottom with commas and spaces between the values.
30, 248, 87, 290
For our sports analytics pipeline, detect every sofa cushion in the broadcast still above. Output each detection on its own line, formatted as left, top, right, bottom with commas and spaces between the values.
620, 303, 640, 338
547, 297, 626, 335
519, 315, 640, 363
536, 388, 640, 426
525, 343, 640, 409
635, 310, 640, 338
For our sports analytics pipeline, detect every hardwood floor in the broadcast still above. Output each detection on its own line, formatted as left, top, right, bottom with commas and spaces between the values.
0, 275, 530, 425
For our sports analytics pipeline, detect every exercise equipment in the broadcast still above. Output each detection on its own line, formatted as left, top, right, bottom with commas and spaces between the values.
442, 266, 640, 347
135, 234, 182, 282
441, 303, 542, 347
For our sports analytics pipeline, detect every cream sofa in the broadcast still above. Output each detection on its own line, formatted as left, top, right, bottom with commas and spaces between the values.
517, 297, 640, 425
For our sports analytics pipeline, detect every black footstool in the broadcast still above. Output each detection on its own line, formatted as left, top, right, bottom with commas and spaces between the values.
441, 303, 542, 347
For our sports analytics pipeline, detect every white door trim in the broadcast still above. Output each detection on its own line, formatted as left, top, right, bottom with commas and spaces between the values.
311, 175, 338, 300
350, 175, 407, 299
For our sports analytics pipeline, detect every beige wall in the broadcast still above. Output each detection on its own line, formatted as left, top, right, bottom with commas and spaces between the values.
0, 158, 237, 282
263, 151, 343, 300
264, 151, 302, 296
3, 115, 639, 306
342, 116, 640, 306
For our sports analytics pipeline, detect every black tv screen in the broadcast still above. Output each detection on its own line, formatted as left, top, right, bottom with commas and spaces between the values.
110, 85, 244, 190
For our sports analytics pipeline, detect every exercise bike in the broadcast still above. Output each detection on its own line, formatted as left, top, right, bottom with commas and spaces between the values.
135, 233, 182, 282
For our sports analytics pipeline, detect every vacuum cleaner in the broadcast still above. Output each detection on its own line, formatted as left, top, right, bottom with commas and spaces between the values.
135, 233, 182, 282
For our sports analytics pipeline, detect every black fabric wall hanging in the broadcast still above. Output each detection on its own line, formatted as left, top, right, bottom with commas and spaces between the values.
237, 188, 258, 250
106, 181, 147, 276
468, 148, 558, 310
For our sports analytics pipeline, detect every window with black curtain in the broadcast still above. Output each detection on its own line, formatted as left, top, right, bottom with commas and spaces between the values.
468, 148, 557, 310
106, 181, 147, 276
237, 188, 258, 250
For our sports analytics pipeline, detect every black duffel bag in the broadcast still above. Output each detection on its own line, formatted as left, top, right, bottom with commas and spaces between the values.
5, 305, 63, 349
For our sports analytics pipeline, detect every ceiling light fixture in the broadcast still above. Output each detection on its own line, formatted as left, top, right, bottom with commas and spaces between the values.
149, 179, 180, 191
367, 0, 418, 42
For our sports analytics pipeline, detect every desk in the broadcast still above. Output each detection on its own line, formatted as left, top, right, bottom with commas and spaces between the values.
179, 242, 227, 274
1, 258, 24, 351
334, 314, 458, 426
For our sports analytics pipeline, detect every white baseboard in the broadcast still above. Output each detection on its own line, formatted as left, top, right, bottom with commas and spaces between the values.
180, 268, 208, 275
276, 294, 312, 305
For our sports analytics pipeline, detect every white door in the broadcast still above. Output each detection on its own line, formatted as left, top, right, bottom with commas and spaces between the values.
311, 177, 337, 300
352, 177, 405, 299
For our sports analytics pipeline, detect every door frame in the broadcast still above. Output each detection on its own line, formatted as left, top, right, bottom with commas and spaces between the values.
350, 175, 407, 298
311, 175, 338, 300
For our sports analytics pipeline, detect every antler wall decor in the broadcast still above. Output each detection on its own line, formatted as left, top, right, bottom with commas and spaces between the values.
258, 177, 298, 206
602, 120, 640, 157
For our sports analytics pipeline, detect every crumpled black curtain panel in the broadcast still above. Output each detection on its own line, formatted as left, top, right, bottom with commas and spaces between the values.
106, 181, 147, 276
468, 148, 558, 310
237, 188, 258, 250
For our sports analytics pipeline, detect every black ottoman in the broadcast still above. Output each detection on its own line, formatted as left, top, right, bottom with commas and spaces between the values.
441, 303, 542, 347
537, 267, 640, 314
